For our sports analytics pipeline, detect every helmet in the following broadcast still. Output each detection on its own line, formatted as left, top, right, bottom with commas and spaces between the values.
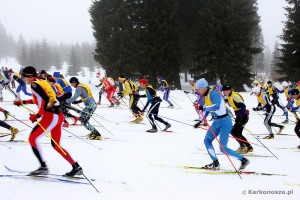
253, 80, 258, 84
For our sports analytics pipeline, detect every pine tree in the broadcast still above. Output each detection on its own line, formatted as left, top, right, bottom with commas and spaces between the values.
193, 0, 262, 91
270, 41, 284, 80
277, 0, 300, 83
67, 45, 81, 76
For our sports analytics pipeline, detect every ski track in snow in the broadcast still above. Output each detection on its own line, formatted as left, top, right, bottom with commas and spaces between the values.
0, 58, 299, 200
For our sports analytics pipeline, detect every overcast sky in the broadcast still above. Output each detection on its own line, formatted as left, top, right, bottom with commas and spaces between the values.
0, 0, 288, 50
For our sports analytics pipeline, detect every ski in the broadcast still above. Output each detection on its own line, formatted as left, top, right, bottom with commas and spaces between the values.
196, 147, 272, 158
148, 161, 285, 176
0, 174, 92, 184
284, 182, 300, 186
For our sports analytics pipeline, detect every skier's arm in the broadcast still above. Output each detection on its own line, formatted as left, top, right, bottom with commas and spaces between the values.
205, 90, 221, 112
65, 87, 83, 104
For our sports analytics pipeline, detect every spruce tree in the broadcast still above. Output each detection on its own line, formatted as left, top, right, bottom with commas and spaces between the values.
277, 0, 300, 83
67, 45, 81, 76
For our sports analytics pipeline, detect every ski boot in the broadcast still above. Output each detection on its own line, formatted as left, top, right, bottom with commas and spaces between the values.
65, 162, 82, 177
146, 128, 158, 133
97, 102, 101, 105
282, 119, 289, 124
28, 167, 48, 176
236, 146, 245, 154
278, 126, 285, 134
108, 103, 114, 107
246, 146, 254, 153
163, 123, 171, 131
10, 127, 19, 141
264, 134, 274, 139
72, 116, 79, 125
3, 110, 10, 120
204, 160, 220, 170
62, 121, 69, 128
239, 158, 250, 171
168, 105, 174, 109
87, 132, 94, 138
89, 133, 102, 140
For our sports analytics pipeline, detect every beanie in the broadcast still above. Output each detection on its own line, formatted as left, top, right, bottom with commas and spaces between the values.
282, 81, 288, 87
222, 84, 232, 91
196, 78, 208, 89
47, 76, 55, 82
69, 77, 79, 83
41, 70, 46, 74
139, 79, 147, 85
188, 78, 195, 82
22, 66, 37, 77
53, 72, 60, 77
267, 81, 272, 84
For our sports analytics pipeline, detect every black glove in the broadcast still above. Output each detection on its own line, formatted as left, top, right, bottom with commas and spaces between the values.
57, 95, 66, 103
194, 121, 201, 128
252, 107, 257, 111
184, 91, 189, 94
73, 100, 82, 105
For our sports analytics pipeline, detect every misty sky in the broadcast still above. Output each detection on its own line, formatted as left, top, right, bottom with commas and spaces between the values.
0, 0, 288, 50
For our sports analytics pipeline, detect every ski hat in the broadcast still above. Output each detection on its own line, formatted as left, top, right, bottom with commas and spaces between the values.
259, 80, 264, 83
40, 70, 47, 74
282, 81, 288, 87
252, 87, 260, 94
253, 80, 258, 84
96, 72, 101, 77
139, 79, 147, 85
189, 78, 195, 82
22, 66, 37, 78
291, 89, 299, 95
47, 76, 55, 82
53, 72, 60, 77
119, 75, 126, 81
222, 84, 232, 91
297, 81, 300, 85
69, 77, 79, 83
267, 80, 272, 84
196, 78, 208, 89
8, 69, 13, 73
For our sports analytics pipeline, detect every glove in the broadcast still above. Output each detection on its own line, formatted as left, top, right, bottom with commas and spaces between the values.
95, 85, 98, 87
184, 91, 189, 94
14, 100, 23, 107
73, 100, 82, 105
252, 107, 257, 111
117, 93, 123, 98
194, 121, 201, 128
235, 115, 243, 122
29, 114, 40, 123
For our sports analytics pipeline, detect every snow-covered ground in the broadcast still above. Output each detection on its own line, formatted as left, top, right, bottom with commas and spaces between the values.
0, 58, 299, 200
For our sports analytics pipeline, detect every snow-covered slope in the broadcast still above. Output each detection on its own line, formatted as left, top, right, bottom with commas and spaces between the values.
0, 58, 299, 200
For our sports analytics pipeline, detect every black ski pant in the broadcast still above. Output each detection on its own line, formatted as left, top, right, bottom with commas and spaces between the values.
147, 102, 168, 129
295, 120, 300, 138
264, 106, 283, 135
231, 114, 251, 148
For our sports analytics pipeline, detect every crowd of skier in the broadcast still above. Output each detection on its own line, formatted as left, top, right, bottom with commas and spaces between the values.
0, 65, 299, 177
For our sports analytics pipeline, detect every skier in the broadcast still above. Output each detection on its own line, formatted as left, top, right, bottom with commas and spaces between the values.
222, 85, 253, 154
250, 80, 260, 95
289, 89, 300, 149
7, 69, 32, 100
52, 72, 79, 126
267, 81, 286, 115
66, 77, 101, 140
0, 107, 18, 141
259, 80, 268, 93
157, 75, 174, 108
194, 78, 249, 171
139, 79, 171, 132
99, 77, 119, 107
296, 81, 300, 92
118, 75, 143, 123
278, 81, 296, 123
212, 82, 223, 92
0, 70, 10, 101
47, 76, 79, 127
14, 66, 82, 176
95, 72, 104, 105
252, 87, 285, 139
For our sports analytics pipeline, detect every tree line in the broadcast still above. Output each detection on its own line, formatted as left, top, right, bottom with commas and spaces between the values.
90, 0, 265, 90
0, 23, 99, 76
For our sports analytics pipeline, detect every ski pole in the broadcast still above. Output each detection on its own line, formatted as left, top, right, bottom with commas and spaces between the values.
237, 120, 279, 160
185, 93, 194, 104
76, 105, 115, 136
198, 111, 242, 179
169, 96, 182, 109
6, 112, 33, 129
21, 105, 99, 193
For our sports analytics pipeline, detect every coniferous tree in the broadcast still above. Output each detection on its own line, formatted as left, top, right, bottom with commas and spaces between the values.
193, 0, 262, 91
271, 41, 284, 80
277, 0, 300, 83
67, 45, 81, 76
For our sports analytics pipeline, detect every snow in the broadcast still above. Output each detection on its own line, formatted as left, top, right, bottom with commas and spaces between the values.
0, 58, 299, 200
